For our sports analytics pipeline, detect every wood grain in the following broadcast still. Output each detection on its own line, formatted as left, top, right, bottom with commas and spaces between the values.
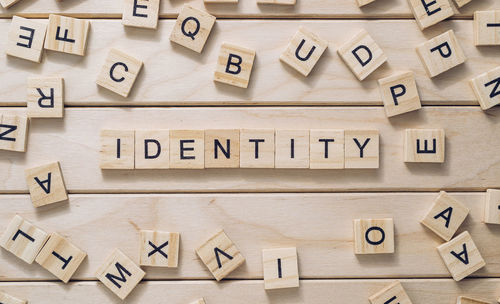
1, 20, 500, 106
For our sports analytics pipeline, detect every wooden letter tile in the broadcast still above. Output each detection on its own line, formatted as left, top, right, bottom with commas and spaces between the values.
0, 215, 49, 264
100, 130, 135, 169
122, 0, 160, 29
407, 0, 454, 30
0, 291, 26, 304
378, 71, 421, 117
262, 247, 299, 290
195, 230, 245, 281
309, 129, 344, 169
135, 130, 170, 169
353, 218, 394, 254
27, 77, 64, 118
214, 43, 256, 89
474, 11, 500, 46
453, 0, 472, 8
190, 299, 206, 304
140, 230, 180, 268
44, 14, 90, 56
170, 5, 216, 53
437, 231, 485, 281
0, 0, 21, 8
484, 189, 500, 224
275, 130, 309, 169
95, 249, 145, 300
457, 296, 490, 304
337, 29, 387, 81
25, 161, 68, 207
240, 129, 275, 168
257, 0, 295, 5
356, 0, 376, 7
96, 48, 143, 98
345, 130, 379, 169
204, 129, 240, 168
470, 66, 500, 110
416, 30, 466, 78
0, 114, 29, 152
369, 281, 413, 304
6, 16, 47, 63
170, 130, 204, 169
204, 0, 237, 4
404, 129, 445, 163
279, 27, 328, 77
35, 232, 87, 283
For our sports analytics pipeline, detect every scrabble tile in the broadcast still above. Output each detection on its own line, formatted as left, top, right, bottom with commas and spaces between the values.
6, 16, 47, 63
170, 5, 216, 53
275, 130, 309, 169
95, 249, 145, 300
204, 129, 240, 168
190, 299, 206, 304
96, 48, 144, 98
170, 130, 204, 169
474, 11, 500, 46
44, 14, 90, 56
369, 281, 413, 304
309, 129, 344, 169
421, 191, 469, 241
27, 77, 64, 118
122, 0, 160, 29
378, 71, 421, 117
0, 215, 49, 264
214, 43, 256, 89
353, 218, 394, 254
470, 66, 500, 110
279, 27, 328, 77
140, 230, 180, 267
356, 0, 376, 7
407, 0, 454, 30
453, 0, 472, 8
25, 161, 68, 208
0, 291, 26, 304
457, 296, 490, 304
257, 0, 295, 5
437, 231, 485, 281
416, 30, 466, 78
240, 129, 275, 168
35, 232, 87, 283
0, 0, 21, 8
483, 189, 500, 224
345, 130, 379, 169
337, 29, 387, 81
204, 0, 237, 4
135, 130, 170, 169
262, 247, 299, 290
404, 129, 445, 163
0, 114, 29, 152
195, 230, 245, 281
100, 130, 135, 169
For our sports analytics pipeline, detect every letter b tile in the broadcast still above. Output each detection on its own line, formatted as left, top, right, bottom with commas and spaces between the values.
214, 43, 256, 89
170, 5, 216, 53
353, 218, 394, 254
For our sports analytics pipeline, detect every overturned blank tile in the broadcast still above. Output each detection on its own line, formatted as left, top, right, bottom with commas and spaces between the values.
275, 130, 309, 168
407, 0, 454, 30
25, 161, 68, 208
27, 77, 64, 118
0, 0, 22, 8
309, 129, 344, 169
240, 129, 275, 168
354, 218, 394, 254
345, 130, 379, 169
484, 189, 500, 224
470, 66, 500, 110
140, 230, 180, 268
122, 0, 160, 29
0, 114, 29, 152
6, 16, 47, 62
404, 129, 445, 163
262, 247, 299, 290
44, 14, 90, 56
100, 130, 135, 169
474, 11, 500, 46
369, 281, 413, 304
170, 5, 216, 53
0, 291, 26, 304
214, 43, 256, 89
135, 130, 170, 169
204, 129, 240, 168
170, 130, 204, 169
378, 71, 421, 117
457, 296, 490, 304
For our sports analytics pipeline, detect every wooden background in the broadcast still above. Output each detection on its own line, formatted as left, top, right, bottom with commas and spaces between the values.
1, 0, 500, 303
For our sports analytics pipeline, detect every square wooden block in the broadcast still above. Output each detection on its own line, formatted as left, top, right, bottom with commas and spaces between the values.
356, 0, 376, 7
195, 230, 245, 281
280, 27, 328, 77
25, 161, 68, 208
378, 71, 421, 117
474, 11, 500, 46
421, 191, 469, 241
6, 16, 47, 63
190, 299, 206, 304
404, 129, 445, 163
453, 0, 472, 7
140, 230, 180, 268
100, 130, 135, 169
240, 129, 275, 168
204, 129, 240, 168
96, 48, 144, 98
44, 14, 90, 56
0, 0, 21, 8
470, 66, 500, 110
0, 291, 26, 304
135, 130, 170, 169
337, 29, 387, 81
204, 0, 237, 3
309, 129, 344, 169
262, 247, 299, 290
95, 249, 146, 300
27, 77, 64, 118
275, 130, 309, 169
170, 130, 204, 169
437, 231, 485, 281
407, 0, 454, 30
369, 281, 413, 304
257, 0, 295, 5
457, 296, 490, 304
214, 43, 256, 89
170, 5, 216, 53
345, 130, 379, 169
0, 215, 49, 264
416, 30, 466, 78
122, 0, 160, 29
35, 232, 87, 283
0, 114, 29, 152
484, 189, 500, 224
353, 218, 394, 254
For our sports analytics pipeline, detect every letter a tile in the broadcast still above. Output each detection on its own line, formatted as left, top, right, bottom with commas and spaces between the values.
170, 5, 216, 53
262, 247, 299, 290
6, 16, 47, 63
369, 281, 413, 304
470, 66, 500, 110
0, 291, 26, 304
353, 218, 394, 254
25, 161, 68, 208
122, 0, 160, 29
44, 14, 90, 56
140, 230, 180, 268
214, 43, 256, 89
404, 129, 445, 163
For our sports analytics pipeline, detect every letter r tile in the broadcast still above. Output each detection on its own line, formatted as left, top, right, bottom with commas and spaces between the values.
170, 5, 216, 53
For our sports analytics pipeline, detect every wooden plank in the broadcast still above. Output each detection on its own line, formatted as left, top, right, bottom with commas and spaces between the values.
1, 107, 499, 192
0, 193, 499, 280
1, 20, 499, 106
